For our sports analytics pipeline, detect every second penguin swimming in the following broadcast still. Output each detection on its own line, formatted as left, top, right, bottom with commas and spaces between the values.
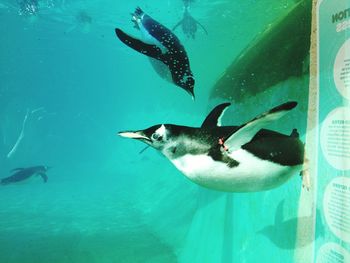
115, 7, 195, 98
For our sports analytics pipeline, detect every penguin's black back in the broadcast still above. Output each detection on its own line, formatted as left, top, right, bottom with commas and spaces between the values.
141, 13, 183, 52
168, 125, 304, 166
242, 129, 304, 166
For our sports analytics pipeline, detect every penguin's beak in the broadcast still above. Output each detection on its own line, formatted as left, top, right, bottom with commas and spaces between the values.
118, 131, 151, 142
186, 89, 195, 101
190, 92, 195, 101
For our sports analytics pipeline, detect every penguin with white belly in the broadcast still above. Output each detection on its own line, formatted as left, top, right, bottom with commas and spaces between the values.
115, 7, 195, 98
119, 101, 305, 192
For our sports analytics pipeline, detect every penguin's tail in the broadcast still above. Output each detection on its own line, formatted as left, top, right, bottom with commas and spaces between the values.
131, 7, 144, 29
290, 128, 300, 138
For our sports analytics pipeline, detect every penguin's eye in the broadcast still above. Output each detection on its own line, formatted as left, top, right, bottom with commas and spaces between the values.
152, 133, 162, 141
152, 133, 159, 140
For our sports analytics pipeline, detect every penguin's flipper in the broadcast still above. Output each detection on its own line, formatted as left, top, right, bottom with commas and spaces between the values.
196, 20, 208, 35
225, 101, 297, 151
115, 28, 163, 59
201, 103, 231, 127
172, 20, 183, 31
11, 168, 24, 172
38, 172, 48, 183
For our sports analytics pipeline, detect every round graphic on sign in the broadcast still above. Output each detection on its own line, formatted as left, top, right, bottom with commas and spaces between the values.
334, 39, 350, 100
320, 107, 350, 170
323, 177, 350, 243
316, 242, 350, 263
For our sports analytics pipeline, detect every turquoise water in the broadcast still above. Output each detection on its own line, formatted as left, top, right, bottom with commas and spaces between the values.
0, 0, 313, 262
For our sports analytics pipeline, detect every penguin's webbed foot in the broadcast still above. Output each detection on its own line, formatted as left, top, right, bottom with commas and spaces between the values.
300, 158, 310, 191
300, 170, 310, 191
134, 7, 144, 17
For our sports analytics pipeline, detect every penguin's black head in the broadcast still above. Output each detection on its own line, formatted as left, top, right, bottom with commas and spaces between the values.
36, 165, 51, 172
119, 124, 172, 150
179, 74, 195, 99
184, 76, 195, 99
44, 166, 52, 171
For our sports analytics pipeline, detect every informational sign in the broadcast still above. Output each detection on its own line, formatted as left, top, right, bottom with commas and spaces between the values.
316, 243, 350, 263
316, 0, 350, 261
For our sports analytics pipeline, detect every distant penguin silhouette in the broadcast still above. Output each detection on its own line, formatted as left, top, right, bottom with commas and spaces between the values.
115, 7, 195, 98
183, 0, 196, 7
77, 11, 92, 24
173, 6, 208, 39
1, 166, 50, 185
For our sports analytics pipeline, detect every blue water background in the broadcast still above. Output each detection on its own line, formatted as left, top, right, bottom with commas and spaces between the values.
0, 0, 312, 262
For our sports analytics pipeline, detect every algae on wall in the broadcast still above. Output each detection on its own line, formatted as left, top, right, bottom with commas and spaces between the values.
210, 0, 312, 103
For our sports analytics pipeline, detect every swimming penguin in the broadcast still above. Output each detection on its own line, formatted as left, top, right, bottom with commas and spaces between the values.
118, 102, 305, 192
1, 166, 50, 185
173, 6, 208, 39
115, 7, 195, 98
